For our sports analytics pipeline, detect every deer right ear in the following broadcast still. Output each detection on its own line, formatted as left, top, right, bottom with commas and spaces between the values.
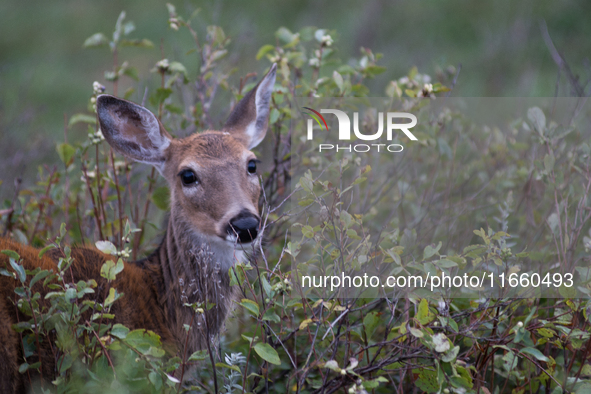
97, 95, 172, 173
222, 64, 276, 149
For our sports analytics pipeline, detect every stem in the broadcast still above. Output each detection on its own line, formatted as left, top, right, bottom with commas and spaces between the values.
109, 148, 124, 249
86, 322, 117, 377
63, 113, 70, 243
26, 289, 44, 388
29, 167, 57, 243
81, 162, 104, 240
177, 311, 197, 392
95, 144, 108, 239
113, 47, 118, 97
2, 177, 22, 236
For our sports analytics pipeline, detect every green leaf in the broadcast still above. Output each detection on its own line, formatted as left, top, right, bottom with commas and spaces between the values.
110, 324, 130, 339
122, 66, 139, 81
269, 108, 280, 124
240, 299, 260, 316
256, 44, 275, 60
537, 328, 555, 338
65, 288, 77, 303
29, 270, 51, 288
302, 225, 314, 239
104, 287, 120, 306
83, 33, 108, 48
447, 318, 459, 333
409, 327, 424, 338
188, 350, 209, 361
215, 362, 241, 372
68, 114, 96, 127
405, 89, 416, 98
148, 371, 162, 391
363, 311, 380, 341
57, 354, 73, 373
333, 70, 344, 92
56, 143, 77, 165
364, 65, 386, 76
100, 259, 124, 281
300, 176, 313, 192
261, 275, 273, 297
229, 266, 245, 287
151, 186, 170, 211
414, 368, 439, 393
254, 342, 281, 365
423, 242, 442, 260
437, 138, 453, 160
544, 153, 555, 173
437, 259, 457, 268
12, 321, 32, 332
206, 26, 226, 46
0, 268, 14, 278
362, 377, 388, 389
441, 345, 460, 362
298, 199, 314, 207
38, 244, 56, 259
1, 250, 20, 260
95, 241, 117, 255
120, 38, 154, 48
169, 61, 188, 77
9, 258, 26, 283
125, 329, 165, 357
275, 27, 296, 45
416, 298, 434, 325
520, 347, 549, 362
528, 107, 546, 135
323, 360, 340, 371
263, 310, 281, 323
149, 88, 173, 107
559, 284, 576, 298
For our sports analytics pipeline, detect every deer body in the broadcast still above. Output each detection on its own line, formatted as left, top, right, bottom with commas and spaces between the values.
0, 64, 276, 393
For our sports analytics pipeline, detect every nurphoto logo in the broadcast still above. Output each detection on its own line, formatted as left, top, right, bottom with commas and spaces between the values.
303, 106, 418, 153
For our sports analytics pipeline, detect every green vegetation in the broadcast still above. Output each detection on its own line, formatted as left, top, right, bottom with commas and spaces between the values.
2, 2, 591, 393
2, 1, 591, 193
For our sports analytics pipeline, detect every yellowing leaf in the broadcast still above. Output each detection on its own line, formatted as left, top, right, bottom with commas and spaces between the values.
240, 299, 260, 316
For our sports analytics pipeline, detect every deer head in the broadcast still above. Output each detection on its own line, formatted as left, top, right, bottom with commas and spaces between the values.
96, 64, 277, 268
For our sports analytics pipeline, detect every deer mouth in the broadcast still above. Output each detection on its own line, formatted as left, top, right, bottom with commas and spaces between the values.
224, 212, 260, 244
224, 227, 259, 245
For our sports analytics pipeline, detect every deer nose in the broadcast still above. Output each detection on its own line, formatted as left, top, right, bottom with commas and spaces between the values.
227, 211, 260, 243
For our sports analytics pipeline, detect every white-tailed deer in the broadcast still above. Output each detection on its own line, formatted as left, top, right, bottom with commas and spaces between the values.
0, 64, 276, 393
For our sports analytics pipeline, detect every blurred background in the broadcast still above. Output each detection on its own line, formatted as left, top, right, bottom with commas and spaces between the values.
1, 0, 590, 198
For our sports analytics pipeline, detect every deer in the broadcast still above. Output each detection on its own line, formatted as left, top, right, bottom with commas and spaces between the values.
0, 63, 277, 393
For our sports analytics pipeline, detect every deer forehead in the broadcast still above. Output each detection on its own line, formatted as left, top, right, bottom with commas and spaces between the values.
168, 132, 254, 170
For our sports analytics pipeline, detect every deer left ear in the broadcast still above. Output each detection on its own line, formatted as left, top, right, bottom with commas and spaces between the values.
223, 64, 277, 149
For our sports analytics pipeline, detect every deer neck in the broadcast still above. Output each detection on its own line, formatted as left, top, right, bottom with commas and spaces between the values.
148, 212, 241, 353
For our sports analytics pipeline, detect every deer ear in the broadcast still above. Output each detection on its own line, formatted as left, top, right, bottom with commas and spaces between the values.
97, 95, 172, 173
223, 63, 277, 149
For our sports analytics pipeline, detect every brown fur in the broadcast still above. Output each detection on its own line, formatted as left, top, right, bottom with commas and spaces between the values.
0, 230, 234, 392
0, 64, 276, 392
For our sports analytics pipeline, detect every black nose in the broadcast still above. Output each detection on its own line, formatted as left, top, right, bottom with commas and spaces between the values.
227, 211, 260, 243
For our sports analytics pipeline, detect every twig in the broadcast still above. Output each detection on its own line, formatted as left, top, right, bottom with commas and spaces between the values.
445, 63, 462, 97
540, 19, 585, 97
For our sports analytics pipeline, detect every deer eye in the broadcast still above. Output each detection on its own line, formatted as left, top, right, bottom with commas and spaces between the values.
247, 159, 258, 174
179, 169, 198, 186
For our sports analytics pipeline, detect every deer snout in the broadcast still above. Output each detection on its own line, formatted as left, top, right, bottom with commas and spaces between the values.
227, 211, 260, 243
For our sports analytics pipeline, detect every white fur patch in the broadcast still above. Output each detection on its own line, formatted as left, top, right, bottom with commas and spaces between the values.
205, 233, 254, 272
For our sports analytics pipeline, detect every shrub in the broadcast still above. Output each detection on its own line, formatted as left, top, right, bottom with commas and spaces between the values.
2, 5, 591, 394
